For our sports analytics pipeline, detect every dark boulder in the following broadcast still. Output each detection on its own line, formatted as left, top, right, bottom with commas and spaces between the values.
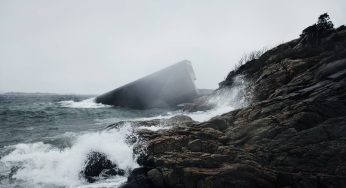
81, 151, 125, 183
120, 167, 154, 188
147, 168, 164, 188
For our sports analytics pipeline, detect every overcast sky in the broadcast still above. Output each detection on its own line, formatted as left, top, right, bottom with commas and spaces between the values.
0, 0, 345, 94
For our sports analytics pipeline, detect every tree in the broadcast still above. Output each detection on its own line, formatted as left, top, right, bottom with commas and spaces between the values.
317, 13, 334, 31
300, 13, 334, 43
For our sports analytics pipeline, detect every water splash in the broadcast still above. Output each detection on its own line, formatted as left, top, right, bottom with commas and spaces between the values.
207, 75, 252, 109
0, 126, 138, 188
187, 75, 252, 122
186, 106, 235, 122
107, 76, 251, 124
0, 76, 253, 188
58, 98, 111, 109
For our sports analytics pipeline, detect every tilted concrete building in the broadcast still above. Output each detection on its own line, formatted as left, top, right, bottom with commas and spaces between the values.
96, 60, 200, 109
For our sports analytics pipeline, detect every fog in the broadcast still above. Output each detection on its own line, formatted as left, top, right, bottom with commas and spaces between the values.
0, 0, 345, 94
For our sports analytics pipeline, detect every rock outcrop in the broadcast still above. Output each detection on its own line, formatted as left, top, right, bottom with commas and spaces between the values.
81, 151, 125, 183
119, 23, 346, 188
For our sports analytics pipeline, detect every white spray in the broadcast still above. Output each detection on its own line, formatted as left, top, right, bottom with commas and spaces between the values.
0, 125, 138, 188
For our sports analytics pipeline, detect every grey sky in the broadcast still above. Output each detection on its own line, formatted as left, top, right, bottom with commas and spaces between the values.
0, 0, 345, 94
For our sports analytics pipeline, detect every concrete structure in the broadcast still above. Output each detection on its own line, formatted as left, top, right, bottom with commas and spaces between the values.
96, 60, 199, 109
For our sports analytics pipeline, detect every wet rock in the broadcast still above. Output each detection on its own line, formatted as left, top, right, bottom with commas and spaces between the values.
205, 116, 229, 131
119, 182, 139, 188
188, 139, 202, 152
81, 151, 124, 183
107, 115, 196, 132
317, 59, 346, 80
125, 134, 138, 145
199, 121, 227, 132
100, 168, 125, 178
161, 168, 180, 187
122, 25, 346, 187
9, 166, 20, 180
120, 167, 154, 188
147, 135, 188, 154
147, 168, 164, 188
202, 164, 277, 188
166, 115, 194, 124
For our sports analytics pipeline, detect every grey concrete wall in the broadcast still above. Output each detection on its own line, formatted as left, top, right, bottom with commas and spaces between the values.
95, 60, 199, 109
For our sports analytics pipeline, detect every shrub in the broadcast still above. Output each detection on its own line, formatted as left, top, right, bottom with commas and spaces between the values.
234, 47, 268, 71
317, 13, 334, 31
300, 13, 334, 43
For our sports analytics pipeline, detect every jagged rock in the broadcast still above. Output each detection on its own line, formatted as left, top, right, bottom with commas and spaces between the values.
188, 139, 202, 152
107, 115, 196, 130
147, 135, 189, 154
199, 116, 228, 131
121, 23, 346, 188
194, 164, 276, 188
317, 59, 346, 80
147, 168, 164, 188
100, 168, 125, 178
165, 115, 196, 127
81, 151, 124, 183
120, 167, 154, 188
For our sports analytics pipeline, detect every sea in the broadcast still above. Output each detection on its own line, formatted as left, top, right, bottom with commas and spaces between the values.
0, 76, 249, 188
0, 89, 247, 188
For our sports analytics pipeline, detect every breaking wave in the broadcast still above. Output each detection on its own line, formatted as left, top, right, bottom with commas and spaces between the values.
0, 75, 252, 188
58, 98, 111, 109
0, 126, 138, 188
187, 106, 235, 122
207, 75, 251, 109
187, 75, 252, 122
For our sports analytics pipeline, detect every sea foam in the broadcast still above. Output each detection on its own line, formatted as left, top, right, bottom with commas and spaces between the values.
58, 98, 111, 109
0, 76, 251, 188
0, 125, 138, 188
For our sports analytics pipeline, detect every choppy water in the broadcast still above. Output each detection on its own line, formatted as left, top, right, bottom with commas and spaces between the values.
0, 94, 172, 188
0, 78, 249, 188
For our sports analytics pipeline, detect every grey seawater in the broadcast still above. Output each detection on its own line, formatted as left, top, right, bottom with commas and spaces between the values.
0, 94, 171, 188
0, 81, 247, 188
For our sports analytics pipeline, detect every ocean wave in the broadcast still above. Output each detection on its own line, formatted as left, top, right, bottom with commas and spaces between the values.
187, 75, 250, 122
58, 98, 111, 109
186, 106, 235, 122
97, 105, 236, 128
137, 125, 172, 131
0, 126, 138, 188
0, 76, 251, 187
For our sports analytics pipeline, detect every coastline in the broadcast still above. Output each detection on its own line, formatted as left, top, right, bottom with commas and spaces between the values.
118, 26, 346, 188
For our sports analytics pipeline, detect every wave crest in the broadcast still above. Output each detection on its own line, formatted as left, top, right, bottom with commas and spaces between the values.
0, 126, 138, 188
58, 98, 111, 109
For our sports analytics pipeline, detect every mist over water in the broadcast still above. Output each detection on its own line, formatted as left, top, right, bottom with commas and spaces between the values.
0, 77, 250, 188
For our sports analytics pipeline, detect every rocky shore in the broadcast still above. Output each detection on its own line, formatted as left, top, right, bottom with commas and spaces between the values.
72, 17, 346, 187
113, 20, 346, 188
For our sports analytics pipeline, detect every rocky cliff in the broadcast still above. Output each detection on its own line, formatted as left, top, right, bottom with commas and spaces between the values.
117, 21, 346, 188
